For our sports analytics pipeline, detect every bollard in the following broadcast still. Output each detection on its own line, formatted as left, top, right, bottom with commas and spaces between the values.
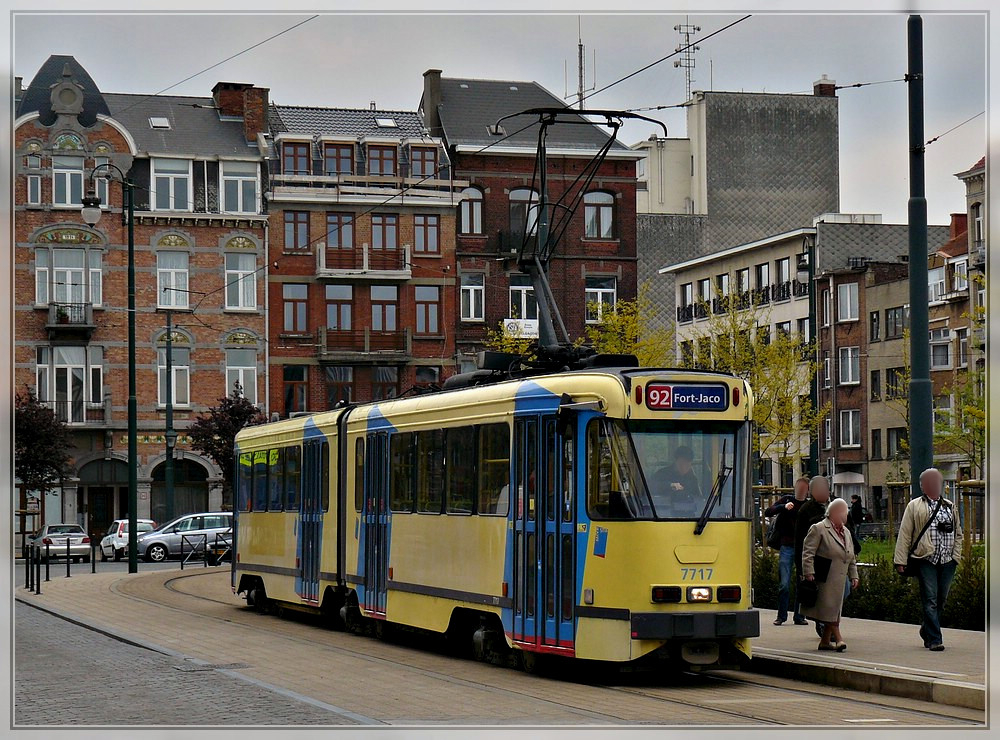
66, 538, 71, 578
92, 542, 97, 574
35, 547, 41, 595
45, 543, 51, 582
180, 536, 184, 571
25, 545, 32, 591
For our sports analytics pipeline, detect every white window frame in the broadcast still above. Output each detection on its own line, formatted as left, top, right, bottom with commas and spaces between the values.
585, 276, 617, 323
52, 155, 84, 207
839, 346, 860, 385
821, 289, 831, 326
94, 156, 110, 208
459, 187, 483, 235
226, 348, 257, 405
460, 273, 485, 322
837, 282, 859, 322
41, 248, 101, 307
151, 158, 193, 212
157, 251, 189, 309
37, 346, 100, 424
220, 160, 259, 214
839, 409, 861, 448
822, 352, 831, 389
27, 174, 41, 205
928, 266, 946, 303
929, 327, 951, 369
583, 191, 614, 239
956, 327, 969, 367
509, 274, 537, 320
88, 346, 103, 406
952, 259, 969, 292
157, 346, 191, 407
933, 395, 952, 431
823, 417, 832, 450
225, 253, 257, 310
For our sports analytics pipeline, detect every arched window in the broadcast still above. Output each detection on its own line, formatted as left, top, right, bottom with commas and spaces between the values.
459, 187, 483, 235
509, 188, 539, 236
584, 191, 615, 239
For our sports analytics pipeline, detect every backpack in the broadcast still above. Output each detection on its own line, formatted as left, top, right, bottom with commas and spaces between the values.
766, 514, 782, 549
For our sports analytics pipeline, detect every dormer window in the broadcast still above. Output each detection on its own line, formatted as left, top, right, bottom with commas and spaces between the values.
410, 147, 437, 178
221, 160, 258, 214
282, 142, 310, 176
324, 144, 353, 176
368, 145, 397, 176
151, 158, 192, 211
375, 117, 398, 128
148, 117, 171, 130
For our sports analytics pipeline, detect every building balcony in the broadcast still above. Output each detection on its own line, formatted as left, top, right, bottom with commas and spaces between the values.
973, 240, 985, 268
753, 285, 771, 306
772, 281, 792, 302
792, 280, 809, 298
46, 302, 96, 340
677, 304, 694, 323
317, 327, 411, 363
316, 244, 411, 280
47, 391, 112, 427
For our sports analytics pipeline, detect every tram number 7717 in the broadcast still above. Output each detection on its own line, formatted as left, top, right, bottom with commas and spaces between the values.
680, 568, 714, 580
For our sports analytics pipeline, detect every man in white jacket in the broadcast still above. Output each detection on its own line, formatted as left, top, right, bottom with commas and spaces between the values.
893, 468, 963, 651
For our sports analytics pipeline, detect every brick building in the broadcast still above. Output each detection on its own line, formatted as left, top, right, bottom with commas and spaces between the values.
15, 56, 268, 534
264, 104, 462, 412
419, 70, 641, 368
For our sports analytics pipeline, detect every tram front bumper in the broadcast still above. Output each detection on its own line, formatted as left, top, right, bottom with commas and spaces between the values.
630, 609, 760, 640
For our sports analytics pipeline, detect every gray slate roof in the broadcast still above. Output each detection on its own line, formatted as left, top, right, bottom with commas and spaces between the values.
431, 77, 628, 152
815, 222, 952, 272
17, 54, 110, 127
103, 93, 257, 158
270, 105, 425, 138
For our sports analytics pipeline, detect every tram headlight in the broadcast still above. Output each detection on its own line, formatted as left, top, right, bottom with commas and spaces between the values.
686, 586, 713, 603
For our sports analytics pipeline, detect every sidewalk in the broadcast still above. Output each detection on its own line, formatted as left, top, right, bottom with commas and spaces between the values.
751, 609, 985, 710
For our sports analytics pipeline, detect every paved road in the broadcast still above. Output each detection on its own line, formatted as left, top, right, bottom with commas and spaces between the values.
14, 601, 353, 726
13, 569, 983, 728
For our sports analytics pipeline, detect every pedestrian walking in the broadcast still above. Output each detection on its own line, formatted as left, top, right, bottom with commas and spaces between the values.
795, 476, 831, 636
849, 494, 865, 527
894, 468, 962, 651
800, 498, 859, 651
765, 477, 809, 626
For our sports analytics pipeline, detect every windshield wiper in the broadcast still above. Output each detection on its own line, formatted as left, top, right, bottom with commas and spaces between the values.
693, 439, 733, 535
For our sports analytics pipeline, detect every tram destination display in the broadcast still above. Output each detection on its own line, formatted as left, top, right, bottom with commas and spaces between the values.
644, 383, 729, 412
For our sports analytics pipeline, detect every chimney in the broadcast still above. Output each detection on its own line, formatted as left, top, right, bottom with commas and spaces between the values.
813, 74, 837, 97
949, 212, 968, 239
422, 69, 443, 136
242, 86, 269, 142
211, 81, 252, 117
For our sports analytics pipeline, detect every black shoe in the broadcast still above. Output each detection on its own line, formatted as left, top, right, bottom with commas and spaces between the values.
929, 643, 945, 651
773, 618, 786, 626
920, 627, 932, 648
793, 618, 809, 626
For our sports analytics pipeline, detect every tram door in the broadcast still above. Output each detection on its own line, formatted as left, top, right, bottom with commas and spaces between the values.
300, 439, 327, 603
363, 432, 389, 615
513, 415, 575, 649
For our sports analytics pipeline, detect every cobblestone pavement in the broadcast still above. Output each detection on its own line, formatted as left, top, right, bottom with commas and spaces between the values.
14, 601, 354, 726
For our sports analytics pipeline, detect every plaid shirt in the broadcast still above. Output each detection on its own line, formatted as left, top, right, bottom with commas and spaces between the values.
925, 497, 955, 565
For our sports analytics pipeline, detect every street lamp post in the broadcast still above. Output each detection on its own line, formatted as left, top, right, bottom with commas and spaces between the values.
164, 308, 176, 524
796, 239, 819, 478
82, 165, 138, 573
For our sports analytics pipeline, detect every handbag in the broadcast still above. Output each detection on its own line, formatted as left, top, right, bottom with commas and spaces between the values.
900, 498, 942, 578
797, 578, 819, 608
766, 516, 782, 550
814, 555, 832, 583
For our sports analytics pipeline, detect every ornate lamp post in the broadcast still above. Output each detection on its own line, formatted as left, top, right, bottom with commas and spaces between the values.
82, 164, 138, 573
796, 238, 819, 478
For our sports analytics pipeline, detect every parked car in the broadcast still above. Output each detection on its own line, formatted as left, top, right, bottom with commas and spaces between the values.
28, 524, 91, 563
137, 512, 233, 563
99, 519, 156, 561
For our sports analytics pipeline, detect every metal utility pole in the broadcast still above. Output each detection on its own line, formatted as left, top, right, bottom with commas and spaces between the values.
164, 309, 177, 523
673, 18, 701, 101
907, 14, 932, 499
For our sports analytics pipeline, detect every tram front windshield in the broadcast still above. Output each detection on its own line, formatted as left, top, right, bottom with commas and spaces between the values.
587, 418, 749, 521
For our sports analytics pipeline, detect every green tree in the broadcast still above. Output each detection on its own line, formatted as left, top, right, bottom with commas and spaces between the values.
15, 389, 73, 546
483, 320, 534, 355
188, 389, 267, 507
678, 291, 827, 475
584, 285, 674, 367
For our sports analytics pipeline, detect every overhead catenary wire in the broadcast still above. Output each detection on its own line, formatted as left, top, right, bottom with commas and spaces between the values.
925, 111, 984, 147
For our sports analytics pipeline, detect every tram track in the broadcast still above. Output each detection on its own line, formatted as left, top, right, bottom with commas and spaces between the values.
134, 570, 976, 727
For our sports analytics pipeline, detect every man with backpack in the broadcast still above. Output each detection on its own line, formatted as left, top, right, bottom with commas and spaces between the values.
765, 477, 810, 626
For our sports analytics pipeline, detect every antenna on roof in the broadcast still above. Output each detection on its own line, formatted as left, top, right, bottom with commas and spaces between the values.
563, 16, 596, 110
673, 16, 701, 101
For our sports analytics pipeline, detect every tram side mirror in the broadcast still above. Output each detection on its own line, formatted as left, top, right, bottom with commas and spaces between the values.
557, 394, 603, 436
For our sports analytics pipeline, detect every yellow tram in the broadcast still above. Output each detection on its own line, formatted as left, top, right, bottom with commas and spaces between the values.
233, 366, 759, 669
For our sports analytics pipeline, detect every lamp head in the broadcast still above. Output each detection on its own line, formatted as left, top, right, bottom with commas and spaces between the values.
795, 252, 811, 285
81, 191, 102, 226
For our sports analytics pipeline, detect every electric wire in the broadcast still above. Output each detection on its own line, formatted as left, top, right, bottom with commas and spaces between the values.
925, 111, 984, 147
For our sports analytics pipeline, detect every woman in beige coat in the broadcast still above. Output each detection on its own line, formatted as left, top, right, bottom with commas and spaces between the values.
800, 498, 859, 651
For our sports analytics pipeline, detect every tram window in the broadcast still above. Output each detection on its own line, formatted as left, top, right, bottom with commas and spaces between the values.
561, 534, 574, 620
269, 448, 284, 511
544, 420, 557, 521
354, 438, 364, 512
586, 418, 652, 520
477, 423, 510, 515
252, 450, 269, 511
237, 453, 252, 512
389, 432, 415, 512
562, 428, 574, 522
320, 440, 330, 511
416, 429, 444, 513
545, 533, 555, 618
285, 446, 301, 511
525, 419, 537, 521
445, 428, 475, 514
525, 532, 536, 616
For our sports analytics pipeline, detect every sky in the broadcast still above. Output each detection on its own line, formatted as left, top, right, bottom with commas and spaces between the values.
10, 10, 988, 226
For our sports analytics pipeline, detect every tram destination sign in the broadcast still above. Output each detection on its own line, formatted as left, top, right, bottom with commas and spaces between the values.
645, 382, 729, 412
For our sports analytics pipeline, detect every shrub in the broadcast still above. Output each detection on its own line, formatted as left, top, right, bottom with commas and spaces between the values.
942, 555, 985, 631
751, 546, 779, 610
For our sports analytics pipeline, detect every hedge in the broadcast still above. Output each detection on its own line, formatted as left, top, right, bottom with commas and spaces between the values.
751, 547, 985, 631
